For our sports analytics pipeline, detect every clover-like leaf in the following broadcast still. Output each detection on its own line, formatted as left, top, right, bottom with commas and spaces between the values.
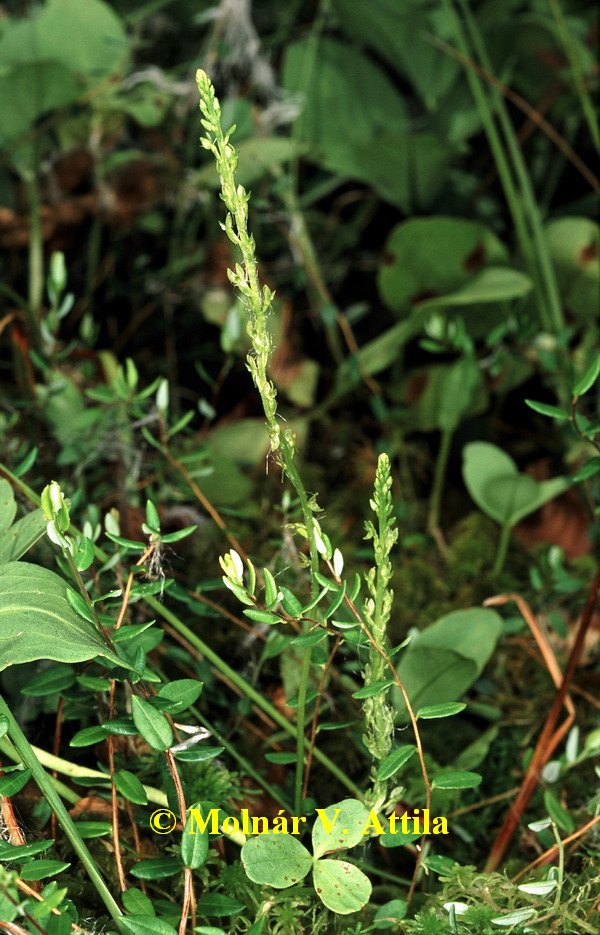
312, 858, 372, 914
241, 834, 312, 888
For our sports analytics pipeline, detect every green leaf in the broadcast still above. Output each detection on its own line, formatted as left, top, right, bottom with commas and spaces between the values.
0, 0, 129, 83
517, 880, 557, 896
0, 480, 17, 536
545, 217, 599, 321
74, 536, 95, 571
21, 664, 75, 697
373, 899, 407, 929
130, 857, 181, 880
69, 725, 108, 747
121, 888, 156, 916
73, 821, 112, 839
131, 696, 173, 751
264, 752, 297, 765
312, 799, 371, 858
375, 745, 417, 781
0, 509, 46, 565
332, 0, 458, 109
417, 703, 467, 720
416, 266, 532, 312
279, 587, 303, 617
158, 679, 203, 714
243, 609, 283, 625
378, 217, 508, 316
20, 860, 70, 880
352, 679, 394, 700
462, 442, 570, 527
65, 587, 95, 624
181, 804, 209, 870
0, 562, 125, 671
0, 768, 32, 796
120, 918, 177, 935
393, 608, 501, 717
0, 839, 54, 860
114, 770, 148, 805
525, 399, 569, 420
172, 746, 224, 763
431, 770, 482, 790
241, 834, 312, 888
194, 894, 245, 917
491, 908, 537, 927
312, 858, 372, 914
573, 355, 600, 397
543, 789, 574, 833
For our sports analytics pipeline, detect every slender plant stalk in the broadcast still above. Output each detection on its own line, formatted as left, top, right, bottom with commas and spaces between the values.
26, 176, 43, 349
362, 454, 398, 806
0, 696, 124, 928
428, 427, 453, 540
493, 521, 512, 577
196, 70, 327, 812
458, 0, 565, 340
548, 0, 599, 152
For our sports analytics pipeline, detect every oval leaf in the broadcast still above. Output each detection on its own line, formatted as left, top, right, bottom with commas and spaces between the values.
312, 799, 371, 857
312, 858, 372, 914
241, 834, 312, 888
431, 770, 482, 790
131, 696, 173, 751
0, 563, 128, 672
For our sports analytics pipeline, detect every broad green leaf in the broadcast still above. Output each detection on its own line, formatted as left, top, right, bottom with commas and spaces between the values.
312, 799, 371, 858
194, 894, 245, 917
463, 442, 570, 527
378, 217, 507, 316
120, 918, 177, 935
0, 480, 17, 536
0, 0, 129, 82
431, 770, 482, 790
373, 899, 407, 928
130, 857, 181, 880
114, 770, 148, 806
283, 38, 409, 182
158, 679, 203, 714
375, 745, 417, 781
332, 0, 458, 109
131, 696, 173, 752
312, 858, 372, 914
435, 357, 482, 433
121, 888, 156, 915
206, 419, 269, 467
0, 563, 128, 672
241, 834, 312, 888
0, 509, 47, 565
20, 860, 70, 880
394, 608, 501, 717
545, 217, 599, 320
0, 840, 54, 860
0, 62, 79, 148
181, 804, 209, 870
21, 664, 75, 697
415, 267, 532, 312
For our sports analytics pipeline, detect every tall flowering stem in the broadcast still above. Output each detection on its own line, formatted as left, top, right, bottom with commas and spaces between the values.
363, 453, 398, 805
196, 70, 321, 813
